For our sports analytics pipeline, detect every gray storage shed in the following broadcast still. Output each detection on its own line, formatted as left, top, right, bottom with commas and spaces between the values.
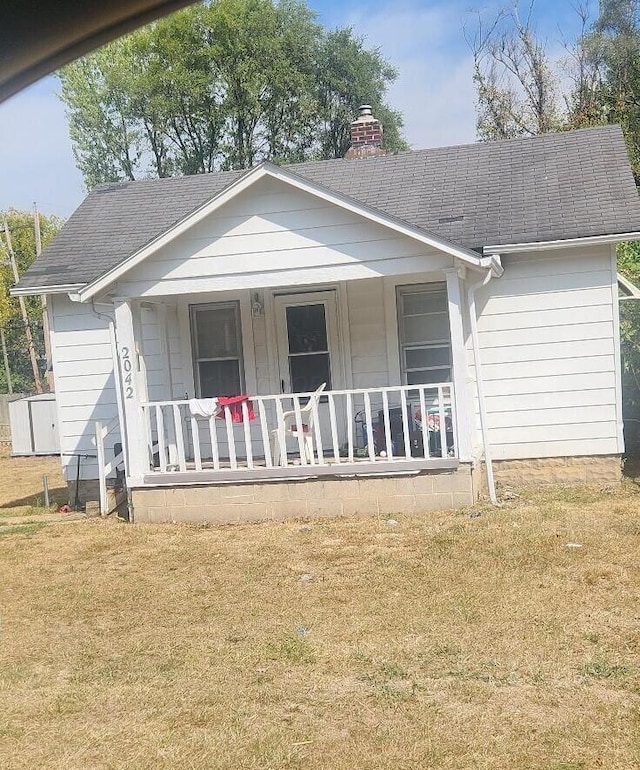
9, 393, 60, 455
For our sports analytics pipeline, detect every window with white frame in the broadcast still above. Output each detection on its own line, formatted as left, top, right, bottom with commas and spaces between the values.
396, 283, 452, 384
190, 302, 244, 397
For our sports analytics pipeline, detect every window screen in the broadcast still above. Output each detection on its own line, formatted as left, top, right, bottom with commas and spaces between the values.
396, 283, 452, 384
190, 302, 244, 397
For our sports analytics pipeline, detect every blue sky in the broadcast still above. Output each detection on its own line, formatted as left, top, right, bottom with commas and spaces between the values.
0, 0, 588, 219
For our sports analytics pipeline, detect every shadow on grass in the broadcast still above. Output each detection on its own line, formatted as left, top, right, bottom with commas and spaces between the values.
622, 456, 640, 486
0, 486, 68, 510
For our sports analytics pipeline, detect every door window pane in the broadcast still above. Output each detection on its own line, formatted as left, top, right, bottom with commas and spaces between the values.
289, 352, 331, 393
286, 304, 328, 353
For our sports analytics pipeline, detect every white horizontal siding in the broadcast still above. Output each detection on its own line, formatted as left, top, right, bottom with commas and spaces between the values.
346, 279, 390, 389
491, 437, 619, 460
481, 338, 613, 365
140, 303, 185, 402
54, 358, 115, 378
483, 370, 617, 397
478, 320, 613, 348
478, 303, 613, 332
50, 296, 120, 482
485, 388, 616, 412
251, 310, 272, 396
122, 255, 452, 297
479, 285, 611, 315
51, 342, 113, 362
488, 404, 616, 429
117, 176, 453, 297
484, 268, 613, 297
482, 355, 614, 381
473, 247, 620, 460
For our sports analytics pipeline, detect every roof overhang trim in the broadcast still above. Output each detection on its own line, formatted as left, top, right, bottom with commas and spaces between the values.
59, 162, 488, 303
483, 232, 640, 255
10, 283, 84, 297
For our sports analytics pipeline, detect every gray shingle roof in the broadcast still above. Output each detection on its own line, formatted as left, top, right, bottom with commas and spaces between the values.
19, 125, 640, 290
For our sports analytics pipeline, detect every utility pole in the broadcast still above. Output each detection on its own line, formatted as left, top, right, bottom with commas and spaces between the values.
2, 218, 42, 393
34, 204, 53, 391
0, 326, 12, 393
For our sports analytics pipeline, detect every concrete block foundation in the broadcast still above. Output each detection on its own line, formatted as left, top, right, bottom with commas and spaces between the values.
131, 465, 476, 524
128, 454, 622, 525
492, 455, 622, 488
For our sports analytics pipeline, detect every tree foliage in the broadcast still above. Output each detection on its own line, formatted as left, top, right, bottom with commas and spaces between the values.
582, 0, 640, 178
468, 1, 640, 176
0, 211, 62, 393
59, 0, 407, 187
468, 3, 563, 140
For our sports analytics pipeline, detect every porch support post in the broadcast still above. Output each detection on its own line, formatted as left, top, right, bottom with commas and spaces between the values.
113, 299, 147, 483
446, 269, 473, 461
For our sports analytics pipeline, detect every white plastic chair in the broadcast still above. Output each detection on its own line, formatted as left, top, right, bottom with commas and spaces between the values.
272, 382, 326, 466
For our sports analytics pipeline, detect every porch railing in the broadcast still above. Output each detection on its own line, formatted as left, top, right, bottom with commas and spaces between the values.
140, 383, 457, 477
95, 417, 126, 514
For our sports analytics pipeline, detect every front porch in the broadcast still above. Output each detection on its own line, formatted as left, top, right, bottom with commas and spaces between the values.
101, 265, 477, 502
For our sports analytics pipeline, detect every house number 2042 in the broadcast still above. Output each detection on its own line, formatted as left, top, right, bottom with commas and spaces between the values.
120, 346, 134, 399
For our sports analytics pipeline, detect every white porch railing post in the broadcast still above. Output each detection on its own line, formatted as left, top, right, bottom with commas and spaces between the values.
139, 383, 459, 480
95, 420, 108, 515
114, 299, 147, 481
446, 270, 474, 461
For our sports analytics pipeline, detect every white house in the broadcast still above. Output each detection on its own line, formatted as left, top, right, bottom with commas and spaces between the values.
13, 109, 640, 522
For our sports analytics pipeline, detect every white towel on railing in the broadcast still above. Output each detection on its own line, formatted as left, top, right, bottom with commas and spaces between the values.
188, 398, 218, 417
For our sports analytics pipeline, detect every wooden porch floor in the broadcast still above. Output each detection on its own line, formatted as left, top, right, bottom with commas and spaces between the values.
142, 454, 459, 486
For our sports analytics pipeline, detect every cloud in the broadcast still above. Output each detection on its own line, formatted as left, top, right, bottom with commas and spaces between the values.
0, 0, 486, 220
0, 78, 84, 218
342, 0, 481, 149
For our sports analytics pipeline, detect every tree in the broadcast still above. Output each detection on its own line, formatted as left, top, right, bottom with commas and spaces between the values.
581, 0, 640, 179
0, 211, 62, 394
59, 0, 407, 187
468, 3, 563, 140
469, 1, 640, 175
315, 28, 406, 159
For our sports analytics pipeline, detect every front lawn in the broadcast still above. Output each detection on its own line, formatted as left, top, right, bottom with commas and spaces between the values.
0, 483, 638, 769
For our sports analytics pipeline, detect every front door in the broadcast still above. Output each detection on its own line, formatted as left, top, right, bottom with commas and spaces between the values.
274, 291, 343, 395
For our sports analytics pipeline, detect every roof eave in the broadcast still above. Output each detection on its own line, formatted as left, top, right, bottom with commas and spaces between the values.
482, 231, 640, 255
10, 282, 84, 297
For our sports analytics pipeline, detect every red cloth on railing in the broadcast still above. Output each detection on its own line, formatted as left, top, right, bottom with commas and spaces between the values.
216, 395, 255, 423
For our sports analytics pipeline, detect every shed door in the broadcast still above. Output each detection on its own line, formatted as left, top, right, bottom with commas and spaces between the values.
30, 399, 59, 453
274, 291, 343, 394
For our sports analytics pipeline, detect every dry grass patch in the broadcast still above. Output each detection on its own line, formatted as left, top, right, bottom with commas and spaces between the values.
0, 483, 639, 769
0, 448, 67, 517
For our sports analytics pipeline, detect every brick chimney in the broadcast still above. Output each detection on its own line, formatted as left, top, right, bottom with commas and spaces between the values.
345, 105, 385, 159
